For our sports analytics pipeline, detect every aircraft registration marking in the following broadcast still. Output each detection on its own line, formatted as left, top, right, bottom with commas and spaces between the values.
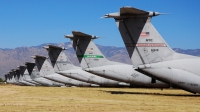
187, 83, 198, 86
131, 73, 139, 78
151, 49, 159, 52
136, 43, 167, 47
146, 39, 153, 42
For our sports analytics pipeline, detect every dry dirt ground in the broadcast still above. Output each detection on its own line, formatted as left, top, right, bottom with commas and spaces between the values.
0, 85, 200, 112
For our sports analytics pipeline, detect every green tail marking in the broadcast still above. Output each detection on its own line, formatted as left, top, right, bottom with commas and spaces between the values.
77, 55, 104, 58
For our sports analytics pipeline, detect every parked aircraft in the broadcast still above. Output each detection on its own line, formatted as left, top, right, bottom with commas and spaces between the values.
16, 66, 36, 86
8, 72, 15, 84
26, 61, 63, 87
65, 31, 169, 88
45, 45, 129, 87
4, 74, 8, 83
104, 6, 200, 93
32, 55, 97, 87
12, 69, 24, 85
18, 65, 40, 86
8, 71, 17, 84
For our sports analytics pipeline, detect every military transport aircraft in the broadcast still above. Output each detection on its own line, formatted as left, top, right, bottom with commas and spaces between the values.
44, 45, 129, 87
104, 6, 200, 93
7, 71, 15, 84
32, 55, 98, 87
4, 74, 7, 83
65, 31, 169, 88
26, 61, 64, 87
4, 74, 9, 84
16, 66, 36, 86
18, 65, 41, 86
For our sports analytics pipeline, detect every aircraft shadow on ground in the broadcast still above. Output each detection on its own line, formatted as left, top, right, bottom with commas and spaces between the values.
100, 90, 200, 97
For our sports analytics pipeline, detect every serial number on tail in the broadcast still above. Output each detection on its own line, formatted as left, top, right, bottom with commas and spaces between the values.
136, 43, 167, 47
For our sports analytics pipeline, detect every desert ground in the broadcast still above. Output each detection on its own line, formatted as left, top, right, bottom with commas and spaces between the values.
0, 85, 200, 112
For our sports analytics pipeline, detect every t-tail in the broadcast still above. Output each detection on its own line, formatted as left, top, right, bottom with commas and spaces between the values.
31, 55, 55, 76
9, 71, 14, 83
4, 74, 7, 83
65, 31, 122, 69
104, 6, 195, 68
43, 45, 77, 72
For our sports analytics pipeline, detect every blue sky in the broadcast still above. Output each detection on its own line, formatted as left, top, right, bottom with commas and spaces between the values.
0, 0, 200, 49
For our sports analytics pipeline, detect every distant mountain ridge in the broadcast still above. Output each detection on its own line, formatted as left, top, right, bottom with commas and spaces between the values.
1, 42, 200, 79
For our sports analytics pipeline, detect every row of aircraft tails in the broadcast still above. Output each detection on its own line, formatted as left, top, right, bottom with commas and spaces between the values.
4, 7, 200, 94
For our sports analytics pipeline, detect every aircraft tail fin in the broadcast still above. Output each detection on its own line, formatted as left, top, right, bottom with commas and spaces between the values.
9, 72, 12, 80
10, 71, 14, 79
25, 62, 35, 75
9, 72, 13, 79
5, 74, 7, 82
43, 45, 75, 72
13, 69, 20, 80
6, 74, 9, 81
105, 7, 194, 67
8, 73, 11, 80
12, 69, 16, 78
16, 69, 21, 80
65, 31, 119, 69
31, 55, 55, 76
18, 66, 26, 76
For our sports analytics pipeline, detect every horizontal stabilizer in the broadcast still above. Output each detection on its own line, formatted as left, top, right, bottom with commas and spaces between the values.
47, 44, 66, 50
65, 31, 98, 39
104, 6, 160, 18
31, 55, 47, 59
12, 69, 18, 72
72, 31, 92, 37
120, 6, 148, 15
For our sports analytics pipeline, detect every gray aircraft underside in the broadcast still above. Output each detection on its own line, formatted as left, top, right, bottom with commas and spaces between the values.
6, 73, 13, 84
8, 72, 20, 85
12, 70, 24, 86
16, 66, 36, 86
26, 62, 65, 87
19, 65, 41, 86
23, 64, 43, 86
15, 69, 34, 86
5, 73, 11, 84
65, 31, 169, 88
104, 6, 200, 93
44, 45, 130, 87
32, 55, 98, 87
9, 73, 16, 84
